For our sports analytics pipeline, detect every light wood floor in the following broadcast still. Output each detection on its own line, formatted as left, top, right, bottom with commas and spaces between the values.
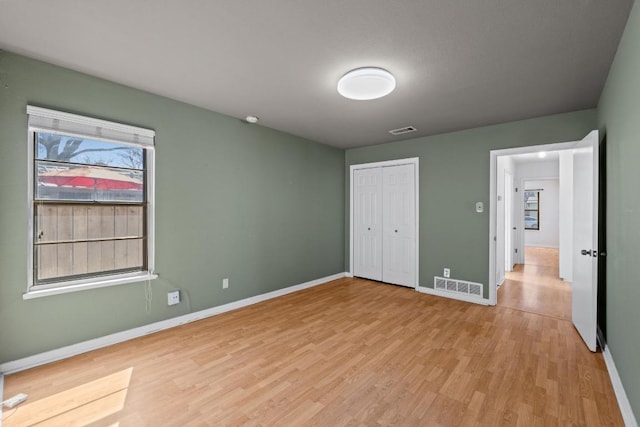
499, 247, 572, 320
3, 277, 622, 426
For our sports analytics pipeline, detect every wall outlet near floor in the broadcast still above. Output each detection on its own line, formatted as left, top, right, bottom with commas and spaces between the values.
167, 290, 180, 306
443, 268, 451, 278
223, 278, 229, 289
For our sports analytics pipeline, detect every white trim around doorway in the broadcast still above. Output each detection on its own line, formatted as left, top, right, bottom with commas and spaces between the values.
489, 141, 578, 305
349, 157, 420, 289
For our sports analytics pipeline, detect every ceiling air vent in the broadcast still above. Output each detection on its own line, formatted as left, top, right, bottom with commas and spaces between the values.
388, 126, 417, 136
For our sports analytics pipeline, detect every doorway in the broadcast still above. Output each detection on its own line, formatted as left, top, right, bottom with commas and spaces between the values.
489, 130, 601, 352
493, 150, 570, 318
495, 152, 569, 318
490, 139, 577, 305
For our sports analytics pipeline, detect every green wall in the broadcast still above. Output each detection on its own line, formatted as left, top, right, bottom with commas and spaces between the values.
597, 0, 640, 417
345, 109, 597, 298
0, 51, 345, 363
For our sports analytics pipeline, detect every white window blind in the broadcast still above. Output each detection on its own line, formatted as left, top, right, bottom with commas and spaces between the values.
27, 106, 155, 147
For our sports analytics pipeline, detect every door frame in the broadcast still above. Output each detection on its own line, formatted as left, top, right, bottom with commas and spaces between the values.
349, 157, 420, 288
504, 170, 514, 273
489, 141, 578, 305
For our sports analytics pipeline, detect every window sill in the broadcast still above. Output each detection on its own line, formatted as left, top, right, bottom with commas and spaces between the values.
23, 272, 158, 300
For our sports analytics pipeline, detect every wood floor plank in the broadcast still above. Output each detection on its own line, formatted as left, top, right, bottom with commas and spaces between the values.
3, 276, 623, 426
3, 371, 127, 426
500, 247, 571, 320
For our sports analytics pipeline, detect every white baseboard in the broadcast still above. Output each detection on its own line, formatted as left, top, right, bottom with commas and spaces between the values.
416, 286, 489, 306
0, 272, 347, 375
602, 344, 638, 427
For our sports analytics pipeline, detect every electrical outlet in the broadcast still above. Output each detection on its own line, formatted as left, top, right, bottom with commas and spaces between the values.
167, 290, 180, 306
223, 278, 229, 289
443, 268, 451, 278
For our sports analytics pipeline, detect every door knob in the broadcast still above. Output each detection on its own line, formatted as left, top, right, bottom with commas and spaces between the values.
581, 249, 592, 256
367, 227, 371, 231
394, 229, 398, 233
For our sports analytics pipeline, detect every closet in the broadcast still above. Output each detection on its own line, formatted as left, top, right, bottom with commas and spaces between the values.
352, 161, 417, 287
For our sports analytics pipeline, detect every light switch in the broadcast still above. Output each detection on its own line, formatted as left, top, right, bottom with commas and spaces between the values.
475, 202, 484, 213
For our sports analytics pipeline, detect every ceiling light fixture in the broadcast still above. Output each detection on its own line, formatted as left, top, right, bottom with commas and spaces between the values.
245, 115, 259, 124
538, 152, 547, 159
337, 67, 396, 100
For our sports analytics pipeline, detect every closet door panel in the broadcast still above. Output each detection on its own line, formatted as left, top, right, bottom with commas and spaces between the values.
353, 168, 383, 281
382, 164, 416, 287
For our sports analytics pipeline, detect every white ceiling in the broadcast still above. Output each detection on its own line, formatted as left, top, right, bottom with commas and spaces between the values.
510, 151, 561, 164
0, 1, 633, 149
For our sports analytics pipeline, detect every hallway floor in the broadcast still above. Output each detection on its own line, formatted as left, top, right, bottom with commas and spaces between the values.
499, 246, 571, 320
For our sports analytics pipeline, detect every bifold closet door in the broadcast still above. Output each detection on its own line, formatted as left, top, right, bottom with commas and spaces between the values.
382, 164, 416, 287
353, 163, 416, 287
353, 167, 383, 281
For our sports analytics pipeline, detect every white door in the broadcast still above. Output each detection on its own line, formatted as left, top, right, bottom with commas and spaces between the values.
505, 171, 514, 272
572, 130, 599, 352
353, 168, 383, 281
382, 164, 416, 287
514, 183, 525, 266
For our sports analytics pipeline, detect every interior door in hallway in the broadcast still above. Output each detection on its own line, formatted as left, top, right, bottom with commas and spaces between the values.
353, 167, 383, 281
382, 164, 416, 287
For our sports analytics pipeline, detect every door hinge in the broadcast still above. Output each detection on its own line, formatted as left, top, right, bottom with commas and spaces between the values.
515, 248, 518, 253
515, 187, 518, 192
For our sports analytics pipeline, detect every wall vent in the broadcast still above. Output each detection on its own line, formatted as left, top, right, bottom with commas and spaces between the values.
389, 126, 417, 136
434, 276, 483, 298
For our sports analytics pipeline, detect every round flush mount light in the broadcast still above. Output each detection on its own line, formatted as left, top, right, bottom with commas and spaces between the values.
245, 115, 259, 124
337, 67, 396, 100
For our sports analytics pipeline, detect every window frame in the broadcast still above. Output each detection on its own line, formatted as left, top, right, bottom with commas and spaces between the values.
524, 190, 540, 231
25, 106, 157, 299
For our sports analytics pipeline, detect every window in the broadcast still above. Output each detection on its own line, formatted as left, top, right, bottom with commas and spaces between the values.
524, 190, 539, 230
26, 106, 156, 297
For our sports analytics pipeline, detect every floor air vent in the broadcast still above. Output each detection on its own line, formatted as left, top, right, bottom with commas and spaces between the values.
434, 277, 483, 298
389, 126, 417, 136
